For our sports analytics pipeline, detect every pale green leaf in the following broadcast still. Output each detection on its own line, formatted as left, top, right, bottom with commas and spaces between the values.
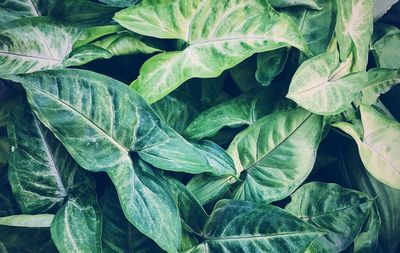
0, 17, 85, 75
287, 51, 368, 115
372, 30, 400, 69
335, 0, 373, 71
184, 200, 322, 253
286, 182, 374, 253
184, 87, 277, 140
114, 0, 308, 103
362, 68, 400, 105
0, 214, 54, 228
227, 107, 324, 203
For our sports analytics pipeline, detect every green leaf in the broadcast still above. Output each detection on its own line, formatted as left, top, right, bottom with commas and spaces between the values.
0, 137, 9, 170
334, 105, 400, 189
0, 0, 119, 25
337, 140, 400, 253
0, 214, 54, 228
230, 56, 260, 92
50, 190, 102, 253
353, 205, 380, 253
185, 200, 322, 253
0, 17, 85, 75
335, 0, 373, 71
227, 107, 323, 203
362, 68, 400, 105
372, 27, 400, 69
152, 91, 200, 134
268, 0, 321, 9
282, 0, 337, 56
184, 87, 276, 140
114, 0, 308, 103
164, 177, 209, 235
255, 48, 288, 86
100, 184, 164, 253
5, 69, 232, 176
106, 158, 181, 253
7, 102, 94, 214
66, 32, 163, 66
286, 182, 374, 253
186, 174, 234, 205
287, 51, 368, 115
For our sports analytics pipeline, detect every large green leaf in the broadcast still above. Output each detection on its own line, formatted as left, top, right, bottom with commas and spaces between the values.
287, 51, 368, 115
362, 68, 400, 105
333, 105, 400, 189
5, 69, 234, 176
337, 140, 400, 253
7, 102, 103, 253
0, 0, 119, 25
184, 87, 276, 140
106, 158, 182, 253
114, 0, 308, 103
282, 0, 337, 56
7, 103, 94, 213
335, 0, 373, 71
286, 182, 374, 253
371, 24, 400, 69
227, 107, 324, 203
100, 184, 164, 253
184, 200, 322, 253
0, 17, 85, 75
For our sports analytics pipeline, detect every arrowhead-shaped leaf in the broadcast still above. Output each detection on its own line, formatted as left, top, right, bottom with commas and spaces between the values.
287, 51, 368, 115
114, 0, 308, 103
227, 107, 324, 203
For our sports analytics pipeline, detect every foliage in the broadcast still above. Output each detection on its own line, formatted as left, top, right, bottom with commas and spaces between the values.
0, 0, 399, 252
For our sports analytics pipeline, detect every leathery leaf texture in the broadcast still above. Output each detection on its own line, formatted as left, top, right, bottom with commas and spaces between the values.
0, 0, 398, 252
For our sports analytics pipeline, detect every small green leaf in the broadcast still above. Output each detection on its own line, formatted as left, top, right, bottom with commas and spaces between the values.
286, 182, 374, 253
184, 87, 277, 140
256, 48, 288, 86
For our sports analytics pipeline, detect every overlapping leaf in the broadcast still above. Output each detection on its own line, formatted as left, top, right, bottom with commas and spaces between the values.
114, 0, 308, 103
